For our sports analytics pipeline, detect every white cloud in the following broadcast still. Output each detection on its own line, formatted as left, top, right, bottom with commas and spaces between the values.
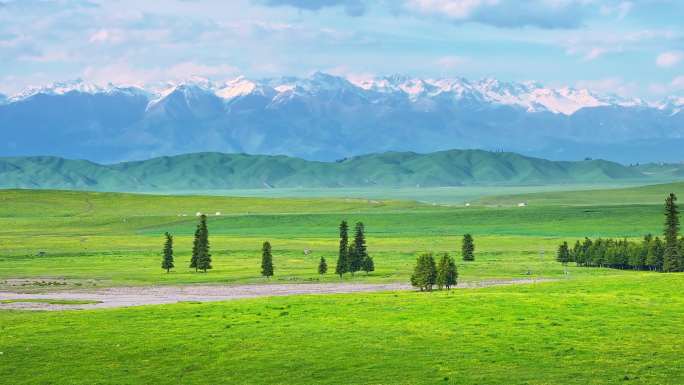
656, 51, 683, 68
435, 55, 468, 70
576, 77, 638, 97
81, 61, 239, 86
403, 0, 589, 29
672, 76, 684, 90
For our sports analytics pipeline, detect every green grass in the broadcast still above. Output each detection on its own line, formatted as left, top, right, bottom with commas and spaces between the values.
479, 181, 684, 206
1, 186, 682, 288
1, 274, 682, 384
0, 299, 100, 305
2, 185, 684, 384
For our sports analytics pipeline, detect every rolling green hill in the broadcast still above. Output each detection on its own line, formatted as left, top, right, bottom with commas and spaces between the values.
0, 150, 672, 192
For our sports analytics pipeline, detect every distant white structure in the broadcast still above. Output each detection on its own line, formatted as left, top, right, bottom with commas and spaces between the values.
215, 212, 221, 216
196, 212, 202, 216
465, 203, 471, 207
518, 202, 527, 207
303, 248, 311, 255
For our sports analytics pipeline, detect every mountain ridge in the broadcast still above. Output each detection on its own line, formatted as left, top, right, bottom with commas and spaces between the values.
2, 72, 683, 164
0, 149, 676, 192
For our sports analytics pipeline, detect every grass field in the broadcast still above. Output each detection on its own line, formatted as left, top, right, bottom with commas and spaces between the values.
1, 275, 682, 384
1, 183, 684, 384
2, 184, 682, 288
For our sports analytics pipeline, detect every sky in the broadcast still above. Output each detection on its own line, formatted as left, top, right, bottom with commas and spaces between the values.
0, 0, 683, 100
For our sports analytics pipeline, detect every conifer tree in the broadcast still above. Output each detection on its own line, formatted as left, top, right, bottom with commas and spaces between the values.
350, 222, 367, 274
436, 253, 458, 290
663, 193, 681, 272
335, 221, 349, 277
161, 232, 174, 273
361, 255, 374, 275
556, 241, 571, 265
196, 214, 212, 272
347, 244, 357, 275
318, 257, 328, 275
462, 234, 475, 261
261, 241, 274, 278
189, 225, 200, 271
410, 253, 437, 291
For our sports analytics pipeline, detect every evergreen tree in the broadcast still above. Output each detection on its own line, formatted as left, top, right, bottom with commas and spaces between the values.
556, 241, 571, 264
436, 253, 458, 290
411, 253, 437, 291
189, 225, 200, 271
335, 221, 349, 277
261, 241, 274, 278
161, 232, 174, 273
462, 234, 475, 261
361, 255, 374, 275
196, 214, 212, 272
318, 257, 328, 275
571, 240, 581, 265
350, 222, 367, 274
663, 193, 681, 272
347, 244, 357, 275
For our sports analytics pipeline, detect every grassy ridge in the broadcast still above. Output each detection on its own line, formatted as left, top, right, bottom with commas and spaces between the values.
1, 275, 682, 384
0, 149, 665, 191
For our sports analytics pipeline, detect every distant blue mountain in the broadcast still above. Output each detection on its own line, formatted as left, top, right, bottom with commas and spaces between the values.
1, 74, 682, 164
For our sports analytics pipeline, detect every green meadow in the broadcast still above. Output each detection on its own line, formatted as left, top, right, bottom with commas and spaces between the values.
2, 185, 681, 287
1, 183, 684, 384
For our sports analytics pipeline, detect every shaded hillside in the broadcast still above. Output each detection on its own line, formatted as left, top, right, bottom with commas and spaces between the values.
0, 150, 667, 192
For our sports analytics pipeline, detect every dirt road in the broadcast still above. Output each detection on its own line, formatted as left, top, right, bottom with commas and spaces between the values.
0, 279, 551, 311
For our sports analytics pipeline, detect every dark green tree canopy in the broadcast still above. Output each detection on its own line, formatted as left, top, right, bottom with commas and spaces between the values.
462, 234, 475, 261
261, 241, 274, 278
411, 253, 437, 292
161, 232, 174, 273
436, 253, 458, 290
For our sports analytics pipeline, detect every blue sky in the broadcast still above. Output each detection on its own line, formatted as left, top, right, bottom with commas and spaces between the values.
0, 0, 682, 99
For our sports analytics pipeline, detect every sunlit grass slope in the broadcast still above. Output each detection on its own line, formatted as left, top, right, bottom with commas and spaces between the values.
1, 274, 682, 384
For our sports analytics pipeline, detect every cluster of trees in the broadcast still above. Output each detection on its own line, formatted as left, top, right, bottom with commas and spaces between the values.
335, 221, 375, 277
410, 253, 458, 291
409, 234, 475, 291
559, 193, 684, 273
160, 214, 211, 273
161, 217, 375, 278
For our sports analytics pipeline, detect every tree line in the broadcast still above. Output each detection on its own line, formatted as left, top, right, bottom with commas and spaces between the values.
557, 193, 684, 273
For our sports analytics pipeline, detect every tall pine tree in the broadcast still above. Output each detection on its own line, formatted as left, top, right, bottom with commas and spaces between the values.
663, 193, 681, 272
189, 225, 201, 271
196, 214, 212, 272
335, 221, 349, 277
161, 232, 174, 273
349, 222, 367, 274
261, 241, 274, 278
462, 234, 475, 261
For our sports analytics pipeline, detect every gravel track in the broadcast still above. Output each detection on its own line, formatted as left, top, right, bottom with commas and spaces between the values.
0, 279, 551, 311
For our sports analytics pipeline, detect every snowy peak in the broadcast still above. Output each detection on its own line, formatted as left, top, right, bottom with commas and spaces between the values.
7, 79, 149, 103
1, 72, 674, 116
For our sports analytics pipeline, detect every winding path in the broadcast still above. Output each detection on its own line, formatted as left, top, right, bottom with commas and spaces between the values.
0, 279, 551, 311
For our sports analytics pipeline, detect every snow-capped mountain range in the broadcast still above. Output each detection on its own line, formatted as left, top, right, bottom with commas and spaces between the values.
1, 72, 683, 164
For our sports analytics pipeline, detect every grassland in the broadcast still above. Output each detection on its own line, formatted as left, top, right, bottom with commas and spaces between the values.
3, 185, 683, 287
1, 275, 682, 384
1, 183, 684, 384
